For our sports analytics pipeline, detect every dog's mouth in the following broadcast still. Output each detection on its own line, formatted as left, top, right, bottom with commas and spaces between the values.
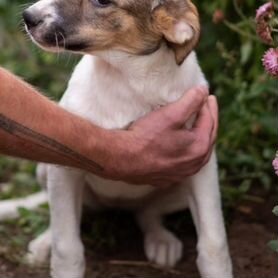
27, 26, 91, 53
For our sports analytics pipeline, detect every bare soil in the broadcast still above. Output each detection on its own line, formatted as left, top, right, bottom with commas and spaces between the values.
0, 195, 277, 278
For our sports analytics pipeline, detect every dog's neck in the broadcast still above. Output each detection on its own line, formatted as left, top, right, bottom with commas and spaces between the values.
97, 44, 179, 78
93, 45, 200, 105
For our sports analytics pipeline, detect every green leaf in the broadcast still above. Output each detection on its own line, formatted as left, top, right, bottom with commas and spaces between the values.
273, 206, 278, 217
268, 240, 278, 253
240, 42, 252, 65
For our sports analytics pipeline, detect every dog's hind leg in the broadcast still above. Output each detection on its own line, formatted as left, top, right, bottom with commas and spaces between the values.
187, 151, 233, 278
25, 227, 51, 266
0, 191, 48, 220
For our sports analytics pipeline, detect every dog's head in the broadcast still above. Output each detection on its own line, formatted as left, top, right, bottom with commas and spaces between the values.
23, 0, 200, 65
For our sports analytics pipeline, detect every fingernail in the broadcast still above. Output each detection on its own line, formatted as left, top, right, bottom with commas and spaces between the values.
208, 95, 217, 103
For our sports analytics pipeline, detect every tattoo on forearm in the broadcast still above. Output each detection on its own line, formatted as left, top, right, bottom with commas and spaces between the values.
0, 113, 103, 171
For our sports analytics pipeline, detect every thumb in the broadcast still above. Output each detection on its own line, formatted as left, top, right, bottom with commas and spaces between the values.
160, 86, 209, 128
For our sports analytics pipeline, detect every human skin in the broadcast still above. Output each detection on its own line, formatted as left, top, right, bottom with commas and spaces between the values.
0, 67, 217, 186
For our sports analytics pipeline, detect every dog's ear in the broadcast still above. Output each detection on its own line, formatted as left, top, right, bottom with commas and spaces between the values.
151, 0, 200, 65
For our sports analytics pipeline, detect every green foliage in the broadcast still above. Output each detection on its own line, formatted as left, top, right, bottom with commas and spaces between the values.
0, 157, 39, 200
195, 0, 278, 203
17, 205, 49, 236
273, 206, 278, 216
268, 240, 278, 253
0, 0, 78, 100
0, 204, 49, 263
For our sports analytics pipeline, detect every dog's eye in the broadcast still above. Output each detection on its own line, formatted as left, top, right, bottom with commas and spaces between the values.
91, 0, 112, 7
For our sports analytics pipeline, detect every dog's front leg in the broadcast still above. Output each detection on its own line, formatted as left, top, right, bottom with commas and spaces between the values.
48, 166, 85, 278
187, 151, 233, 278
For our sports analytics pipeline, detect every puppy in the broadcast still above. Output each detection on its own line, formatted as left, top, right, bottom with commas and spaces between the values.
0, 0, 233, 277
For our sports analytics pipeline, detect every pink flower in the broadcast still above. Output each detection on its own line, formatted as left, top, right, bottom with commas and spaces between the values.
273, 152, 278, 176
256, 2, 274, 20
255, 2, 274, 45
262, 48, 278, 77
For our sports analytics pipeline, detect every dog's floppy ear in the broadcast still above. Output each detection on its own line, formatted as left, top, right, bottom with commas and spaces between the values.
151, 0, 200, 65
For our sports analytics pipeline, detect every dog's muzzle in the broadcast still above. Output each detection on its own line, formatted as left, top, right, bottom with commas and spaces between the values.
23, 10, 43, 30
22, 6, 89, 52
22, 7, 67, 49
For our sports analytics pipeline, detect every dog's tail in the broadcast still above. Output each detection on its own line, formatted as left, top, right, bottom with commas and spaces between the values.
0, 191, 48, 221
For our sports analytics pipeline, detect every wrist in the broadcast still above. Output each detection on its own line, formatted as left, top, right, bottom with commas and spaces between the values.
91, 128, 137, 180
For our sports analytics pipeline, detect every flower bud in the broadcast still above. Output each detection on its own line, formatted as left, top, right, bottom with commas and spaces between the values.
213, 9, 225, 24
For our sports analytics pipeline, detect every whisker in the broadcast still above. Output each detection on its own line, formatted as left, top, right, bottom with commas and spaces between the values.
58, 31, 66, 50
66, 53, 75, 67
17, 2, 37, 28
18, 2, 35, 10
54, 32, 60, 61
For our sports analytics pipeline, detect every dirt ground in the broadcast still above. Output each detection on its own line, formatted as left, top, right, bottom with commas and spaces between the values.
0, 195, 277, 278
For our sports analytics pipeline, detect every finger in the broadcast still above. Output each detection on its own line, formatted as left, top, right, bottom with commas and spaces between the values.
192, 99, 214, 135
159, 86, 209, 128
174, 129, 196, 150
201, 144, 214, 167
189, 103, 214, 161
207, 95, 219, 144
204, 101, 215, 144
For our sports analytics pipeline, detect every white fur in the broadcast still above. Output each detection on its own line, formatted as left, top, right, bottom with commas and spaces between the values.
0, 2, 233, 277
29, 0, 59, 26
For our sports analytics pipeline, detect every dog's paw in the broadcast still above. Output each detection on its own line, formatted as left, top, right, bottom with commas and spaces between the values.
25, 231, 51, 266
144, 229, 183, 268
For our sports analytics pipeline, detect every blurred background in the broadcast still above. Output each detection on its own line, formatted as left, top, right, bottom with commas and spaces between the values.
0, 0, 277, 277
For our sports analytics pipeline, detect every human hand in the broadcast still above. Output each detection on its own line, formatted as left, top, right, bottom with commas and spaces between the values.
103, 86, 218, 186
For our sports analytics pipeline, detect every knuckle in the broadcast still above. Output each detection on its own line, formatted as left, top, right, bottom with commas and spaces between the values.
195, 90, 205, 103
195, 87, 208, 100
162, 110, 177, 126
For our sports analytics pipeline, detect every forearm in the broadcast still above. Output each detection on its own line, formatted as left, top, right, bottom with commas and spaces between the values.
0, 67, 109, 174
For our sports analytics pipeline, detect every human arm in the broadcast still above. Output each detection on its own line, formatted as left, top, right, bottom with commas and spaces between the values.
0, 67, 217, 186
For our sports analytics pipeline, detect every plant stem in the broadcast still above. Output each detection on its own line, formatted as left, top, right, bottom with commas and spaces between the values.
233, 0, 247, 21
232, 0, 256, 31
224, 20, 261, 42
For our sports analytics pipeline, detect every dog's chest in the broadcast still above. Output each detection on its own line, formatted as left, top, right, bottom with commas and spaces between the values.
60, 54, 206, 200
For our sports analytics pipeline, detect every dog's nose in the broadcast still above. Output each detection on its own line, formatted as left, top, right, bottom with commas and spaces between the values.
23, 10, 42, 29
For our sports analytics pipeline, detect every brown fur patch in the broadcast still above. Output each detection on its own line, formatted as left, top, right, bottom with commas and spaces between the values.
152, 0, 200, 64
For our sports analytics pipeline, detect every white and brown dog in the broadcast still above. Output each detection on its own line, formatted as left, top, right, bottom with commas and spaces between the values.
0, 0, 233, 277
